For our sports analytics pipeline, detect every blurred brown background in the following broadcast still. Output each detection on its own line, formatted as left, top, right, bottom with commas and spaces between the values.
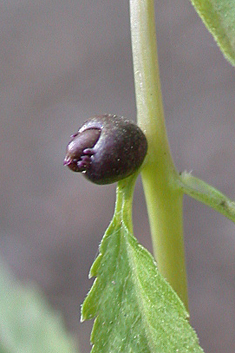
0, 1, 235, 352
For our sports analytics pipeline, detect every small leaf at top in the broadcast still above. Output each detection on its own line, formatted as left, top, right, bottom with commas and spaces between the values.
81, 177, 204, 353
190, 0, 235, 66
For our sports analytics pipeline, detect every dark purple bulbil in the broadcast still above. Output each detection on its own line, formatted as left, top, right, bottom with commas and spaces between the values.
64, 114, 148, 185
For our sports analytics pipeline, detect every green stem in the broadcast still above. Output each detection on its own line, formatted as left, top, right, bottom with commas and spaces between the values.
130, 0, 189, 308
114, 173, 139, 232
179, 171, 235, 223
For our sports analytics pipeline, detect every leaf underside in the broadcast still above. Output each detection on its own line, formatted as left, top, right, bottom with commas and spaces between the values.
81, 204, 204, 352
190, 0, 235, 66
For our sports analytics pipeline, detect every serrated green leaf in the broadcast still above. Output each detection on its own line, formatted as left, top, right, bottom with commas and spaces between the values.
0, 262, 78, 353
190, 0, 235, 66
81, 176, 204, 353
